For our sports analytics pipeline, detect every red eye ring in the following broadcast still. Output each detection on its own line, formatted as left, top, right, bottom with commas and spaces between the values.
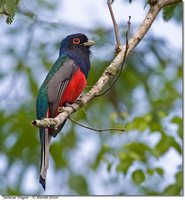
72, 38, 81, 44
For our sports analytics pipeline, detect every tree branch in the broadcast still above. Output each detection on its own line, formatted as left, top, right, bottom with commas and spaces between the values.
107, 0, 121, 51
68, 116, 125, 133
95, 16, 131, 97
32, 0, 181, 129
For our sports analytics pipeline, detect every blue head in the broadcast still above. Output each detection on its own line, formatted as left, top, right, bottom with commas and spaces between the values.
59, 33, 95, 77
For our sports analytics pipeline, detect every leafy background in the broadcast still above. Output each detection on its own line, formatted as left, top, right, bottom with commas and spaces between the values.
0, 0, 183, 195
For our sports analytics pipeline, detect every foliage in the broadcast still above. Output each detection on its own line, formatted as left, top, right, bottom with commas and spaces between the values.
162, 3, 178, 21
0, 0, 20, 24
0, 0, 182, 196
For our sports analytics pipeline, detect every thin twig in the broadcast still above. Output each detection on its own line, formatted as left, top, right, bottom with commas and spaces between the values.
127, 16, 131, 42
68, 116, 125, 133
107, 0, 121, 51
95, 16, 131, 97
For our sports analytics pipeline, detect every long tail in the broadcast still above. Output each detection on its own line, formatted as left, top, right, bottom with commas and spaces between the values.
39, 114, 66, 190
39, 128, 51, 190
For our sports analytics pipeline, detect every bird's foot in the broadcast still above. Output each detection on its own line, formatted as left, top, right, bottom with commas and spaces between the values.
58, 103, 76, 113
75, 99, 84, 108
58, 100, 84, 113
58, 106, 65, 113
65, 103, 77, 112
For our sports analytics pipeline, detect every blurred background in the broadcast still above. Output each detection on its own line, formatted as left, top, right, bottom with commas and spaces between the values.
0, 0, 183, 195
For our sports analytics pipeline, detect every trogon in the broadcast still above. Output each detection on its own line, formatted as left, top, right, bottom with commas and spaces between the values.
36, 33, 95, 190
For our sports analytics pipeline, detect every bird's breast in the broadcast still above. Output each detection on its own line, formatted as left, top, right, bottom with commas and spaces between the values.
58, 68, 87, 113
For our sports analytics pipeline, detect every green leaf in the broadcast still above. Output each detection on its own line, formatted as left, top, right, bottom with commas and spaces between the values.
116, 155, 134, 174
171, 116, 183, 139
147, 168, 155, 176
155, 132, 182, 156
171, 139, 182, 154
150, 120, 162, 132
162, 4, 177, 22
107, 162, 112, 172
92, 144, 111, 170
125, 114, 152, 131
2, 0, 20, 24
124, 142, 154, 162
68, 175, 88, 195
163, 185, 181, 195
145, 190, 162, 195
6, 15, 14, 24
147, 167, 164, 176
132, 169, 145, 185
155, 167, 164, 176
163, 171, 182, 195
157, 111, 167, 118
0, 0, 5, 8
171, 116, 182, 124
5, 0, 16, 14
175, 171, 183, 188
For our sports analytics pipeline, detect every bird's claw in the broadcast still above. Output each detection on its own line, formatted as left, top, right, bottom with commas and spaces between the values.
45, 118, 51, 126
58, 104, 76, 113
58, 107, 65, 113
65, 103, 77, 112
75, 99, 84, 108
58, 100, 84, 113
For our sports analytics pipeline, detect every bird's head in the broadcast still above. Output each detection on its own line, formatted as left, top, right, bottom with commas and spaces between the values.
59, 33, 95, 77
59, 33, 95, 56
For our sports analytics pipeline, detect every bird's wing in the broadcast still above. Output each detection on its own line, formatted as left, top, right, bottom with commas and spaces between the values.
36, 56, 77, 119
47, 58, 78, 117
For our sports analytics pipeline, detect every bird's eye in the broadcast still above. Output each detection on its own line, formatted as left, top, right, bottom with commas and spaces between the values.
72, 38, 81, 44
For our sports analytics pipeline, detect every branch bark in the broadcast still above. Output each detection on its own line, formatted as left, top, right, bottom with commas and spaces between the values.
107, 0, 121, 50
32, 0, 181, 129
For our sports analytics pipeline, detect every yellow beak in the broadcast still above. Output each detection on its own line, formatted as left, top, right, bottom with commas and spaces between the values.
83, 40, 95, 47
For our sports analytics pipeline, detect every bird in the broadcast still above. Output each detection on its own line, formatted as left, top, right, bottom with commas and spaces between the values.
36, 33, 95, 190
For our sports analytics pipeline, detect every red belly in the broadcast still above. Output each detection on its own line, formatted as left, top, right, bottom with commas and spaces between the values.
55, 68, 86, 116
